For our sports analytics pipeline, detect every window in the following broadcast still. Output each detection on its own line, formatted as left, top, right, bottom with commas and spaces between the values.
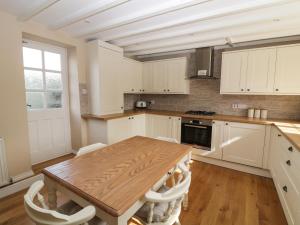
23, 43, 65, 110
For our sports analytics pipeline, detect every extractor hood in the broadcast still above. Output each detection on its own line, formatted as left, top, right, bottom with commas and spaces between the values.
188, 47, 218, 79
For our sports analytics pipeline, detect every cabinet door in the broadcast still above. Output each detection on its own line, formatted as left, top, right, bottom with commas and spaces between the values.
246, 48, 276, 93
275, 45, 300, 94
170, 117, 181, 143
131, 114, 146, 137
146, 114, 170, 138
166, 58, 188, 93
208, 121, 224, 159
99, 47, 124, 114
142, 62, 153, 92
123, 58, 142, 93
222, 122, 266, 167
107, 117, 131, 144
152, 61, 167, 93
220, 51, 248, 94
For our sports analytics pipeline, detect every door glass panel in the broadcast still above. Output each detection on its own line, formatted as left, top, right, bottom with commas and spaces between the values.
24, 70, 43, 90
45, 72, 62, 90
44, 51, 61, 71
23, 47, 42, 69
26, 92, 44, 109
46, 91, 62, 108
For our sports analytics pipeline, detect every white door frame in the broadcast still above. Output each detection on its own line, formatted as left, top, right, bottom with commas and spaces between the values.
23, 39, 72, 164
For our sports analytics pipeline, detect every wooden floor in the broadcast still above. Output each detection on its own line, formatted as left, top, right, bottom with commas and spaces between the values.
0, 160, 287, 225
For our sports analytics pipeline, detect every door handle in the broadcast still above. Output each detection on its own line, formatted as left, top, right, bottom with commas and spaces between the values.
286, 160, 291, 166
282, 185, 288, 193
27, 104, 32, 107
184, 124, 207, 129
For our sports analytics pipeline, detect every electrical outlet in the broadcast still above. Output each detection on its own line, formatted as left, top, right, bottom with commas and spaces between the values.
150, 100, 155, 105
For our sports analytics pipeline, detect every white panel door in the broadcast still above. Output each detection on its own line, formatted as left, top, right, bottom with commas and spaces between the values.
222, 122, 266, 167
142, 62, 154, 93
220, 51, 248, 93
23, 41, 71, 165
275, 45, 300, 94
246, 48, 276, 93
166, 57, 188, 93
208, 121, 224, 160
171, 117, 181, 143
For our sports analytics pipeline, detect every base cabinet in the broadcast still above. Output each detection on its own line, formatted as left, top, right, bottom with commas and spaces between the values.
207, 121, 267, 168
146, 114, 181, 143
269, 127, 300, 225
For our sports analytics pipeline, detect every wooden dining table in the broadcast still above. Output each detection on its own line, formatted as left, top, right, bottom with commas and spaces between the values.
42, 136, 192, 225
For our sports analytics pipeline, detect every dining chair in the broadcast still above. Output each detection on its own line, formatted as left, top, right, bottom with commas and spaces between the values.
133, 163, 191, 225
24, 180, 106, 225
76, 143, 107, 157
156, 137, 179, 144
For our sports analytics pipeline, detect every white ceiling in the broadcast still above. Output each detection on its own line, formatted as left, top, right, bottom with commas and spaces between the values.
1, 0, 300, 56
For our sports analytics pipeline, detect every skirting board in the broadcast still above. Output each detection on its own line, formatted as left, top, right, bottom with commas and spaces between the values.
0, 174, 44, 199
192, 154, 271, 178
12, 170, 34, 183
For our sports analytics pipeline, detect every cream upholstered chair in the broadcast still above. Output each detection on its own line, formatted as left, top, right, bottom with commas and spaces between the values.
134, 163, 191, 225
76, 143, 107, 157
24, 180, 106, 225
156, 137, 179, 144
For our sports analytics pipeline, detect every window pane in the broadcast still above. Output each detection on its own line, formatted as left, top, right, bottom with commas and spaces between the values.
46, 72, 62, 90
46, 91, 62, 108
23, 47, 42, 69
24, 70, 43, 90
26, 92, 44, 109
44, 51, 61, 71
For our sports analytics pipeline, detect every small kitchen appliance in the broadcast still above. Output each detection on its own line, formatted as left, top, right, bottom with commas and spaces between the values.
135, 101, 148, 109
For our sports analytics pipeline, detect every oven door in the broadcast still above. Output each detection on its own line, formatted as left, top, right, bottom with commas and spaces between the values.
181, 123, 212, 149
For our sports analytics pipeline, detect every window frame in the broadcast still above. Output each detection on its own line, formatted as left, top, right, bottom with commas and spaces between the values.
22, 40, 68, 111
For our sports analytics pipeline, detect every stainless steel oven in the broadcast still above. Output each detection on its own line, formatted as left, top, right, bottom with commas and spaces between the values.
181, 118, 212, 150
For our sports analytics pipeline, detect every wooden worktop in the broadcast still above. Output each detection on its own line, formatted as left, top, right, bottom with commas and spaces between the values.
43, 136, 191, 217
82, 110, 300, 151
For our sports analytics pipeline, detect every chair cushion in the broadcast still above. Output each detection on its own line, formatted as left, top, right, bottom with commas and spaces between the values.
135, 185, 172, 223
57, 201, 107, 225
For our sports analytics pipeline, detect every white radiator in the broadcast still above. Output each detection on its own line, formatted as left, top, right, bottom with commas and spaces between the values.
0, 138, 9, 187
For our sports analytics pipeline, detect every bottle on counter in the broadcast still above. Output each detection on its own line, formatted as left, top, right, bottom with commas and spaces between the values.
254, 109, 261, 119
248, 108, 254, 118
261, 109, 268, 119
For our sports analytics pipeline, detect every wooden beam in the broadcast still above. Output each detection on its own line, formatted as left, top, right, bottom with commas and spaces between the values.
114, 1, 300, 47
50, 0, 130, 30
17, 0, 61, 21
76, 0, 210, 37
124, 17, 300, 52
94, 0, 295, 41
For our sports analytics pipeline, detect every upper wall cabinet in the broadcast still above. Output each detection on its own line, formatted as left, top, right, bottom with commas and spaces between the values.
220, 44, 300, 95
87, 40, 124, 115
142, 57, 189, 94
122, 57, 143, 94
275, 45, 300, 94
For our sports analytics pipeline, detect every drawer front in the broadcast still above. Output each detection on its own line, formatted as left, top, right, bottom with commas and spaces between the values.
274, 162, 300, 225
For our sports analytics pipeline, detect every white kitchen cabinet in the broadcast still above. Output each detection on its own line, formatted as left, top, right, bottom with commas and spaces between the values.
222, 122, 266, 167
274, 45, 300, 94
122, 57, 143, 93
107, 117, 131, 144
220, 51, 248, 94
146, 114, 181, 143
208, 121, 224, 160
221, 44, 300, 95
142, 57, 189, 94
246, 48, 276, 93
87, 40, 124, 115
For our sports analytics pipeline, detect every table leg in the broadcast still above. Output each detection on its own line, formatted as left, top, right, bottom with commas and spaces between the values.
45, 178, 57, 209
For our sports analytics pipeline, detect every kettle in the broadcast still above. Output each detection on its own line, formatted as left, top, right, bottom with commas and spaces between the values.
135, 101, 147, 109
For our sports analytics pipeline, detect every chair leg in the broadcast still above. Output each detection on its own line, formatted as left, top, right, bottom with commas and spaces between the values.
175, 219, 181, 225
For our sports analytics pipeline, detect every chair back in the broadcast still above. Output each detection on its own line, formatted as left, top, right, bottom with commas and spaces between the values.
144, 163, 191, 223
156, 137, 179, 144
76, 143, 107, 157
24, 180, 96, 225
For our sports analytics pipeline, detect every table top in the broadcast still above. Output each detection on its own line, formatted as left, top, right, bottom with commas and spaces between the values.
42, 136, 191, 217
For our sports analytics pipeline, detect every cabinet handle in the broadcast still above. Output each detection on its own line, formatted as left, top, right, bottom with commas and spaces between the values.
163, 89, 166, 92
178, 118, 181, 120
121, 106, 124, 109
131, 88, 134, 91
282, 186, 288, 193
288, 146, 293, 152
140, 89, 142, 92
225, 123, 228, 125
131, 117, 134, 119
167, 89, 170, 92
241, 89, 244, 91
169, 117, 171, 119
128, 117, 131, 120
247, 89, 250, 91
286, 160, 291, 166
275, 88, 279, 91
143, 89, 145, 92
278, 134, 282, 137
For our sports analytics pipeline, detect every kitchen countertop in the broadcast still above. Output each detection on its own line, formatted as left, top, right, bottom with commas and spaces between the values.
82, 110, 300, 151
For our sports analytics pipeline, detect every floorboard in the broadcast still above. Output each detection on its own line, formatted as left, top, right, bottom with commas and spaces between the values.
0, 159, 287, 225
